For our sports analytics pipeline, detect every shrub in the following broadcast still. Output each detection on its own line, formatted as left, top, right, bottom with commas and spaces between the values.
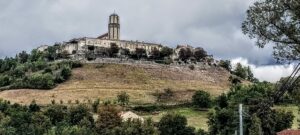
28, 73, 55, 89
192, 90, 211, 108
61, 66, 72, 80
0, 75, 11, 87
189, 65, 195, 70
71, 61, 83, 68
92, 98, 100, 113
117, 92, 129, 106
158, 113, 195, 135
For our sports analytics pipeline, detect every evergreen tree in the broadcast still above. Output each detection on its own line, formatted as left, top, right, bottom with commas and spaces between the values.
248, 114, 262, 135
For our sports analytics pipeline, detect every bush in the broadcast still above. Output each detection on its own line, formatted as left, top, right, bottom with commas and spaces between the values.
117, 92, 129, 106
61, 66, 72, 80
0, 75, 11, 87
28, 73, 55, 89
189, 65, 195, 70
192, 90, 211, 108
158, 113, 195, 135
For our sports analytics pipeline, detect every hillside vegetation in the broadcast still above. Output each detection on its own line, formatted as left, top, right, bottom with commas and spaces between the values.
0, 63, 231, 105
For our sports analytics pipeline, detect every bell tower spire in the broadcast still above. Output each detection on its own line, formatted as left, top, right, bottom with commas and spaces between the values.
108, 13, 120, 40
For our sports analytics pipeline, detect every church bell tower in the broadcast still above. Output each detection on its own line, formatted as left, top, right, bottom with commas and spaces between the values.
108, 13, 120, 40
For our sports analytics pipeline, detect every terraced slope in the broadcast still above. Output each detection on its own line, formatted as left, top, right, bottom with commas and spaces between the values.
0, 63, 231, 104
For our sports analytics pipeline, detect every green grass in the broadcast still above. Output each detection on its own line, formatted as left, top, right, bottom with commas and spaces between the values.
274, 105, 299, 129
141, 107, 209, 131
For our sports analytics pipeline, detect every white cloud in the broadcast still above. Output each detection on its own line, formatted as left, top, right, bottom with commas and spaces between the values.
231, 57, 294, 83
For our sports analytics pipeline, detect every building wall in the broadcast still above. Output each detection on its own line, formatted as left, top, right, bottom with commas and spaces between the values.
74, 38, 163, 55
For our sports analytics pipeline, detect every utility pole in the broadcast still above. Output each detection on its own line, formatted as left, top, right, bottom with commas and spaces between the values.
239, 104, 243, 135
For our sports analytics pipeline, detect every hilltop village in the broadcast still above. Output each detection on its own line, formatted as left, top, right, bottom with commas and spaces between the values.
37, 13, 213, 65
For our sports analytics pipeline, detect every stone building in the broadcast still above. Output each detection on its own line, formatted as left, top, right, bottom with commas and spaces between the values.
38, 13, 164, 59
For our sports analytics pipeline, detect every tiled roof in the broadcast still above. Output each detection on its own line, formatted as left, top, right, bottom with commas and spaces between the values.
277, 129, 300, 135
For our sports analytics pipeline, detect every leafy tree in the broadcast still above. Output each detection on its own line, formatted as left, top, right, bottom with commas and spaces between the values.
95, 106, 122, 135
207, 107, 237, 135
216, 93, 228, 109
46, 46, 58, 61
248, 114, 262, 135
61, 66, 72, 80
18, 51, 29, 63
29, 100, 40, 112
234, 63, 247, 79
110, 43, 120, 57
113, 118, 157, 135
219, 60, 232, 71
242, 0, 300, 62
68, 104, 94, 126
179, 48, 193, 62
151, 47, 161, 59
0, 75, 11, 87
117, 92, 129, 106
92, 98, 100, 113
160, 46, 173, 58
274, 110, 294, 132
30, 49, 44, 62
31, 112, 52, 135
44, 105, 68, 125
192, 90, 211, 108
194, 47, 207, 61
28, 73, 55, 89
158, 113, 195, 135
135, 48, 147, 59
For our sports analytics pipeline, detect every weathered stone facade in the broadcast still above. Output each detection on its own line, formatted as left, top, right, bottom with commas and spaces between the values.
37, 13, 164, 58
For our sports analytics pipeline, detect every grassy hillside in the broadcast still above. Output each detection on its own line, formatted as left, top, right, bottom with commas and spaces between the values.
0, 63, 231, 105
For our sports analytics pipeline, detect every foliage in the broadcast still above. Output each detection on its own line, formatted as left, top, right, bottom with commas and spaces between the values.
179, 48, 193, 62
248, 114, 262, 135
242, 0, 300, 62
192, 90, 211, 108
117, 92, 130, 106
110, 43, 120, 57
95, 106, 122, 135
216, 93, 228, 109
113, 118, 158, 135
194, 47, 207, 61
218, 60, 231, 71
158, 113, 195, 135
160, 46, 173, 58
135, 48, 147, 59
28, 73, 55, 89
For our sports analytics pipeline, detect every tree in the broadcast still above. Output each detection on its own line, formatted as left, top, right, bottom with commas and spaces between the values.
247, 66, 255, 82
274, 110, 294, 132
44, 105, 68, 125
179, 48, 193, 62
234, 63, 247, 79
61, 66, 72, 80
117, 92, 129, 106
158, 113, 195, 135
135, 48, 146, 59
112, 118, 157, 135
95, 106, 122, 135
28, 73, 55, 89
242, 0, 300, 62
194, 47, 207, 61
216, 93, 228, 109
151, 47, 161, 59
192, 90, 211, 108
46, 46, 58, 61
219, 60, 232, 71
160, 46, 173, 58
248, 114, 262, 135
109, 43, 119, 57
68, 104, 94, 126
18, 51, 29, 63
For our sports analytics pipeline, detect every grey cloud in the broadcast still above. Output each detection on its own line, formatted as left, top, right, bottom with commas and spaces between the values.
0, 0, 275, 65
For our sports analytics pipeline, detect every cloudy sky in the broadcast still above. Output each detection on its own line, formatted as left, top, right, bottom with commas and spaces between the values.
0, 0, 294, 82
